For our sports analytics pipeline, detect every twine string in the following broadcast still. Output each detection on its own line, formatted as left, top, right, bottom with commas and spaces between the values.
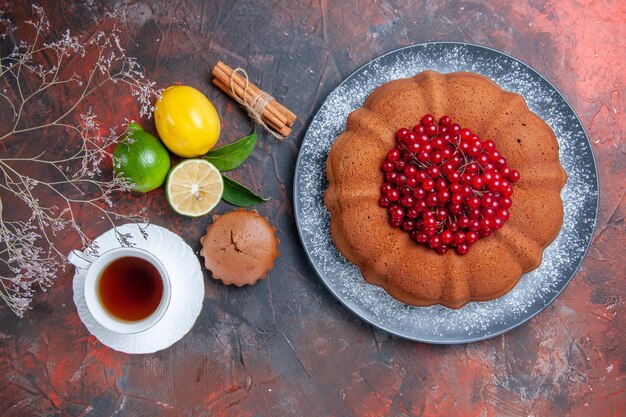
228, 68, 284, 140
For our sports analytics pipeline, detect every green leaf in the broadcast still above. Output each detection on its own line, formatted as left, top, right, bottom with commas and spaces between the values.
221, 175, 270, 207
205, 130, 257, 171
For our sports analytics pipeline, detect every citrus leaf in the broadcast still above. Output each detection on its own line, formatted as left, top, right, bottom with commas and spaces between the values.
205, 130, 256, 171
221, 175, 269, 207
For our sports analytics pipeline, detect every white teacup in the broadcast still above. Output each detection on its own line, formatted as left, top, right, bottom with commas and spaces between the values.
68, 247, 171, 334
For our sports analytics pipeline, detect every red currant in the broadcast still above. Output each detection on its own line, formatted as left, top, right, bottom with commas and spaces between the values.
402, 219, 415, 231
466, 231, 479, 244
389, 205, 404, 219
427, 165, 440, 178
413, 125, 425, 134
437, 189, 451, 202
397, 128, 409, 141
382, 161, 394, 172
428, 235, 441, 249
447, 171, 461, 183
407, 207, 420, 219
381, 116, 518, 255
401, 195, 415, 208
439, 230, 452, 244
408, 142, 420, 153
415, 233, 428, 244
430, 151, 443, 164
451, 193, 464, 205
435, 244, 448, 254
421, 114, 435, 125
497, 208, 510, 220
417, 151, 430, 163
413, 188, 426, 200
387, 149, 400, 161
456, 243, 469, 255
449, 203, 463, 215
425, 193, 438, 207
422, 178, 435, 191
387, 189, 399, 201
404, 165, 417, 177
453, 231, 465, 244
435, 208, 448, 221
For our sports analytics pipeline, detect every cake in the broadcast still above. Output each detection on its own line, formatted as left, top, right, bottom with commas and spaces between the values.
200, 209, 279, 286
324, 71, 566, 308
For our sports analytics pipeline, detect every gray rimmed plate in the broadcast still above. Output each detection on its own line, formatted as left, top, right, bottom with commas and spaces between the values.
293, 42, 598, 344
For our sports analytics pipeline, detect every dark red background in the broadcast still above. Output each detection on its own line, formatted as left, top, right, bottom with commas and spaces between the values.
1, 1, 624, 416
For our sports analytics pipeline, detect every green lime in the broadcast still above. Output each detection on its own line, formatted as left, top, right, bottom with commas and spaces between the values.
113, 122, 171, 193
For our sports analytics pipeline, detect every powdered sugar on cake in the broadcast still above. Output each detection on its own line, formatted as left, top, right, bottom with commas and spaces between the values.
294, 43, 597, 342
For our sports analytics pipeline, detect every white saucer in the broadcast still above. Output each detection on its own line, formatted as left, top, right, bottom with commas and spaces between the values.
71, 223, 204, 354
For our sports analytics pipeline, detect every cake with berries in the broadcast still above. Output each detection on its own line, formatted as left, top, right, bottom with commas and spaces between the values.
324, 70, 566, 308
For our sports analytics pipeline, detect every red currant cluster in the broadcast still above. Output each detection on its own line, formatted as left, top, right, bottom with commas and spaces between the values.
379, 114, 520, 255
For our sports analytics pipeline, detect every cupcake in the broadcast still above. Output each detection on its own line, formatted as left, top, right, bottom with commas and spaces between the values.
200, 209, 279, 286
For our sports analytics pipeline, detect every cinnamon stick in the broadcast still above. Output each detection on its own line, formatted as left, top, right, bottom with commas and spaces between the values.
212, 78, 292, 137
215, 61, 297, 127
211, 71, 287, 130
211, 64, 288, 128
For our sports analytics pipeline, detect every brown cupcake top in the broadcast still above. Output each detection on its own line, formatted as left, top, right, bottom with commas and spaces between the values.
200, 209, 279, 286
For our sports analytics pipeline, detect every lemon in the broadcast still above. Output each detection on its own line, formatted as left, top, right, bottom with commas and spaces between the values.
154, 86, 221, 157
113, 123, 170, 193
166, 160, 223, 217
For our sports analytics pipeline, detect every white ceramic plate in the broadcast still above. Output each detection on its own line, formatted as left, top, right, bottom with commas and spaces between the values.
71, 223, 204, 354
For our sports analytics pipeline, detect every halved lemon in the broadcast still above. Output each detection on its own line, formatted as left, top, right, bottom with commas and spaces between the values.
166, 159, 223, 217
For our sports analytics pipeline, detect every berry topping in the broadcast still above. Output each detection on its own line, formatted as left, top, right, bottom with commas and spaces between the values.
380, 115, 520, 255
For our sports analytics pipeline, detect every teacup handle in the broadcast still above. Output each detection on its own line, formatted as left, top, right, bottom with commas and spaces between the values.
67, 250, 97, 270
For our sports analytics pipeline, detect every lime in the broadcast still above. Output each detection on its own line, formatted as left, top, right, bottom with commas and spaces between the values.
113, 123, 171, 193
154, 86, 221, 157
166, 159, 223, 217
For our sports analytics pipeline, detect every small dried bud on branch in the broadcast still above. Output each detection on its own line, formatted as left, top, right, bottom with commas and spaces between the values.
0, 6, 161, 316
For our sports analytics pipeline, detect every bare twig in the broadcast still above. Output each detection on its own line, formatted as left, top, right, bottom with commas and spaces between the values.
0, 6, 160, 316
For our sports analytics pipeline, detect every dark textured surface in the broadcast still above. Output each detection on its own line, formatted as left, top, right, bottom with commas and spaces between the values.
1, 1, 625, 416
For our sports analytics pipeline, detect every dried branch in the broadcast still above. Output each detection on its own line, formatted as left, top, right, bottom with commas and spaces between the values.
0, 6, 160, 316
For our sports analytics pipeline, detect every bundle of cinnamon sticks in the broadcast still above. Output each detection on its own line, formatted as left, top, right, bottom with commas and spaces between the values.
211, 61, 296, 138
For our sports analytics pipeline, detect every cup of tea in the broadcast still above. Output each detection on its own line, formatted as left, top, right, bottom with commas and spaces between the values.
68, 247, 172, 334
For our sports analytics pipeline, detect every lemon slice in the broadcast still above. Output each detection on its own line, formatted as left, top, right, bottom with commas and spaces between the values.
166, 159, 223, 217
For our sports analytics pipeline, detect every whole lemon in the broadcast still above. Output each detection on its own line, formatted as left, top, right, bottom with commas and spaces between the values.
113, 122, 171, 193
154, 86, 221, 157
